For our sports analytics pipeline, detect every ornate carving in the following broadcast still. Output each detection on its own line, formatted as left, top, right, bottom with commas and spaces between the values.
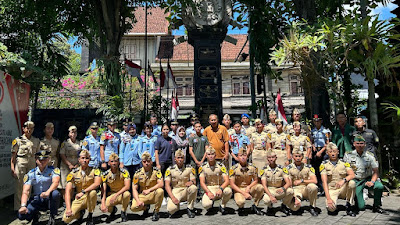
182, 0, 232, 29
199, 66, 217, 79
199, 85, 218, 98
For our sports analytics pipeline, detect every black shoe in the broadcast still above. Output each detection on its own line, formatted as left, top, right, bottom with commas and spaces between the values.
32, 213, 40, 225
310, 207, 318, 217
121, 211, 128, 222
106, 206, 117, 223
252, 204, 262, 215
219, 206, 227, 215
281, 204, 290, 216
266, 207, 275, 216
346, 205, 356, 217
328, 210, 338, 216
86, 213, 94, 225
143, 205, 150, 217
372, 206, 385, 214
152, 211, 160, 221
187, 208, 195, 218
47, 215, 55, 225
238, 208, 245, 216
77, 210, 86, 223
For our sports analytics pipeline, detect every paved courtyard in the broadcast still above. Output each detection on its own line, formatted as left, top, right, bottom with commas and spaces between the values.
3, 193, 400, 225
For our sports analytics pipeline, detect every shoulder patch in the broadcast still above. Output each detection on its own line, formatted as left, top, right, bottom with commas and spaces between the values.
229, 169, 234, 177
156, 170, 162, 179
12, 139, 17, 146
66, 173, 73, 182
198, 166, 203, 174
287, 135, 291, 140
133, 176, 138, 185
221, 166, 227, 174
94, 169, 101, 176
259, 169, 264, 176
165, 169, 171, 177
306, 137, 311, 142
320, 164, 325, 172
283, 168, 289, 174
344, 162, 350, 168
100, 134, 106, 141
310, 167, 316, 174
23, 174, 28, 183
267, 133, 271, 139
191, 167, 196, 175
82, 141, 88, 146
102, 174, 107, 182
121, 169, 129, 178
53, 168, 60, 175
61, 142, 65, 148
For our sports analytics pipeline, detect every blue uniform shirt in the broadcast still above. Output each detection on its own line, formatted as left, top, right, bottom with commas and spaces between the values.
139, 135, 158, 162
100, 130, 121, 162
141, 125, 162, 137
229, 133, 250, 154
24, 166, 60, 196
82, 135, 101, 168
119, 134, 141, 166
311, 126, 331, 148
120, 130, 132, 144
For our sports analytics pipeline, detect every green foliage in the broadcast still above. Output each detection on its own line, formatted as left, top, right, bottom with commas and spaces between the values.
96, 95, 130, 121
382, 102, 400, 136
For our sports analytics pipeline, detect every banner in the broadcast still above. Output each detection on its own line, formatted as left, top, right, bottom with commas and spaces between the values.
0, 71, 30, 199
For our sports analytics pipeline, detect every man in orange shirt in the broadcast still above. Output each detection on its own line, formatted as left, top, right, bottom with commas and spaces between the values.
203, 114, 230, 166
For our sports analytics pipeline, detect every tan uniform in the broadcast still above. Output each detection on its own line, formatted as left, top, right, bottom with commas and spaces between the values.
242, 125, 256, 139
11, 134, 40, 210
287, 134, 311, 155
229, 163, 264, 208
259, 165, 294, 207
102, 168, 131, 212
270, 132, 290, 166
250, 131, 269, 170
286, 163, 318, 211
62, 166, 101, 223
42, 137, 60, 168
199, 162, 232, 210
320, 160, 355, 211
130, 167, 164, 212
59, 139, 81, 188
264, 123, 277, 134
165, 164, 197, 214
285, 123, 310, 136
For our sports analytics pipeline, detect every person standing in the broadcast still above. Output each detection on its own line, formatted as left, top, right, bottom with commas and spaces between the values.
203, 114, 230, 165
17, 148, 61, 225
146, 114, 162, 137
174, 126, 189, 164
59, 126, 81, 194
186, 114, 203, 136
248, 119, 269, 170
138, 123, 158, 163
62, 150, 102, 225
199, 147, 232, 214
287, 122, 312, 163
321, 143, 356, 216
241, 113, 256, 138
284, 108, 311, 136
81, 122, 101, 168
169, 121, 179, 138
343, 135, 385, 213
11, 121, 41, 210
352, 116, 379, 157
229, 121, 250, 165
165, 149, 197, 218
41, 122, 60, 168
229, 148, 264, 216
332, 112, 356, 158
155, 124, 177, 175
100, 119, 121, 170
119, 124, 141, 178
264, 109, 278, 134
130, 151, 164, 221
222, 114, 235, 135
120, 120, 132, 145
269, 119, 291, 167
188, 121, 209, 167
100, 153, 131, 223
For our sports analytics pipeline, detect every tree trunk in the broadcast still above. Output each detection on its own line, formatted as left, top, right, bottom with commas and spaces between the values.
367, 78, 379, 133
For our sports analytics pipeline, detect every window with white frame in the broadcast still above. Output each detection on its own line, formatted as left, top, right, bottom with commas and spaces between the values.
232, 76, 250, 96
176, 77, 194, 96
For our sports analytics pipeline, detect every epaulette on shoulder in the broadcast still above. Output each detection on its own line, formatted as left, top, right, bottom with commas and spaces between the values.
29, 168, 35, 173
286, 164, 293, 169
262, 165, 268, 170
322, 160, 328, 164
277, 165, 283, 169
153, 166, 160, 171
102, 170, 110, 176
71, 167, 79, 173
201, 162, 207, 166
305, 164, 312, 168
48, 166, 54, 169
217, 161, 224, 166
231, 164, 239, 170
366, 151, 374, 157
186, 164, 193, 168
119, 167, 127, 173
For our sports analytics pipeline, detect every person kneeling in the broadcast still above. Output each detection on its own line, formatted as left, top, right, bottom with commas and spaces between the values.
321, 143, 356, 216
286, 149, 319, 216
229, 148, 264, 216
62, 150, 102, 225
259, 151, 293, 216
18, 148, 61, 225
165, 149, 197, 218
130, 151, 164, 221
101, 153, 131, 223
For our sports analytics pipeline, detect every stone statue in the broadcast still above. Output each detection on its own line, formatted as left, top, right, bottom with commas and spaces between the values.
182, 0, 232, 29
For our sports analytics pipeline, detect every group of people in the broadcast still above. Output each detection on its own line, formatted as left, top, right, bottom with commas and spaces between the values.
11, 109, 385, 225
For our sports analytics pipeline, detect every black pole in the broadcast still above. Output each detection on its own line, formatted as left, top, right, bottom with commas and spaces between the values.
248, 6, 256, 118
263, 74, 268, 120
144, 2, 148, 119
166, 58, 170, 121
159, 60, 162, 120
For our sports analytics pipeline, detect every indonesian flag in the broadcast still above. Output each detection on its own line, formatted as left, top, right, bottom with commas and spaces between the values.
148, 62, 158, 85
160, 64, 166, 88
166, 63, 178, 89
275, 89, 288, 125
171, 92, 179, 121
125, 59, 144, 87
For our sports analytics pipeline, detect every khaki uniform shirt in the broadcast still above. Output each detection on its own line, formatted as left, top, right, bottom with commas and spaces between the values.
285, 122, 310, 136
66, 166, 101, 192
132, 167, 163, 192
320, 160, 352, 189
251, 131, 269, 150
343, 150, 378, 179
264, 123, 277, 134
102, 168, 130, 193
165, 164, 196, 188
287, 134, 311, 153
287, 163, 316, 182
12, 134, 40, 160
270, 132, 288, 150
259, 165, 289, 188
41, 137, 60, 167
60, 139, 82, 163
229, 163, 258, 188
199, 162, 228, 186
242, 125, 256, 138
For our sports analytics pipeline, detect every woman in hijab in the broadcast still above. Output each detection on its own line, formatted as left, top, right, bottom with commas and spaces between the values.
174, 126, 190, 164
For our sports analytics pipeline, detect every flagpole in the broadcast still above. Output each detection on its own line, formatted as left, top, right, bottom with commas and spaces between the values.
159, 59, 162, 120
167, 57, 170, 121
144, 2, 148, 119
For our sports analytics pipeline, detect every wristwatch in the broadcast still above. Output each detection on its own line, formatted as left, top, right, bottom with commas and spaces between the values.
220, 187, 224, 192
301, 179, 304, 183
343, 178, 347, 182
81, 189, 86, 194
21, 203, 27, 207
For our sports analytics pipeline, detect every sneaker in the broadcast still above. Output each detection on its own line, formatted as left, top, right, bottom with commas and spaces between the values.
162, 197, 168, 206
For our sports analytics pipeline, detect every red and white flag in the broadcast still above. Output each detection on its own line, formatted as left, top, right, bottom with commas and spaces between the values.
275, 89, 288, 125
166, 63, 178, 89
160, 64, 166, 88
125, 59, 144, 87
171, 91, 179, 121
